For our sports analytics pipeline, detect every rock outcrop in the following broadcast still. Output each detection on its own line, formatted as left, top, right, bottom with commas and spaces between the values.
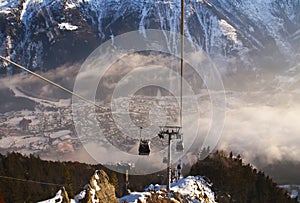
39, 170, 118, 203
83, 170, 119, 203
120, 176, 216, 203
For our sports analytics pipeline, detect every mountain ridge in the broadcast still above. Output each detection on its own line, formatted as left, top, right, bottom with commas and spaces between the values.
1, 0, 300, 75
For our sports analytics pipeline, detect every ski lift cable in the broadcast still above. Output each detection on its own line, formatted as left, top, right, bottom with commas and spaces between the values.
0, 175, 63, 187
0, 56, 102, 109
0, 174, 85, 191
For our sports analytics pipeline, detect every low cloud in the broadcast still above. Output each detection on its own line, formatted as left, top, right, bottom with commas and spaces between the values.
218, 91, 300, 166
0, 63, 80, 99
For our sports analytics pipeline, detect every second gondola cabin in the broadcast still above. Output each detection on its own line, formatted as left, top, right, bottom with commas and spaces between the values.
176, 140, 184, 152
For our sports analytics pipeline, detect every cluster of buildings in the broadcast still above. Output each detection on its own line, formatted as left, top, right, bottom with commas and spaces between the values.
0, 94, 189, 157
0, 103, 75, 154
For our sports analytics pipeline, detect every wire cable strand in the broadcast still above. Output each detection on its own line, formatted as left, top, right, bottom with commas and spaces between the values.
0, 56, 102, 109
0, 175, 62, 186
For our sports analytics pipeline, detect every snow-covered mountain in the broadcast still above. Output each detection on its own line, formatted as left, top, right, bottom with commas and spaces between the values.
1, 0, 300, 75
38, 170, 216, 203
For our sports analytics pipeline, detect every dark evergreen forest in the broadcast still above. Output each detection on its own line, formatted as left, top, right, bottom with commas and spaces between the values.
0, 151, 297, 203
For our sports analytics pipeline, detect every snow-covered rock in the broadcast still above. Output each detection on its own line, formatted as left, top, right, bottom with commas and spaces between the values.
38, 170, 118, 203
38, 170, 216, 203
119, 176, 216, 203
58, 23, 78, 31
38, 189, 74, 203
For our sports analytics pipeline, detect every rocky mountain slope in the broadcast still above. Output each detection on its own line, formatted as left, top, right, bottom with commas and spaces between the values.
1, 0, 300, 75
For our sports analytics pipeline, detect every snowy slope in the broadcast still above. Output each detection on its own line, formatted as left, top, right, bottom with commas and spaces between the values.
119, 176, 216, 203
38, 190, 76, 203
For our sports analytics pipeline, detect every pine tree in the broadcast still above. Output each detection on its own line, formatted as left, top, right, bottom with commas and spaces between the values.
110, 172, 119, 194
64, 166, 74, 197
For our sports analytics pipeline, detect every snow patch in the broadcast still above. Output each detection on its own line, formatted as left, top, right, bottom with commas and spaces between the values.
65, 1, 76, 9
0, 0, 18, 14
58, 23, 78, 31
38, 190, 63, 203
139, 7, 149, 38
49, 130, 71, 139
20, 0, 30, 24
9, 85, 71, 108
89, 189, 99, 203
74, 190, 86, 201
0, 135, 48, 149
219, 19, 240, 45
93, 179, 101, 191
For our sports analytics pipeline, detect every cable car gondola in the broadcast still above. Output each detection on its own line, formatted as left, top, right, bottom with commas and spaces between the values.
138, 139, 150, 156
138, 127, 150, 156
176, 140, 184, 152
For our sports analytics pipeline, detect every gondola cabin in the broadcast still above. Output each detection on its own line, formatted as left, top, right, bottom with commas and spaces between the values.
176, 140, 184, 152
138, 139, 150, 156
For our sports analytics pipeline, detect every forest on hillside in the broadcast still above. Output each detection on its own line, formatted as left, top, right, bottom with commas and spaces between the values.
0, 151, 297, 203
191, 150, 298, 203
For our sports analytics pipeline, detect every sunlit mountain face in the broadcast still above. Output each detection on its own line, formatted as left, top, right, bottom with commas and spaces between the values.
0, 0, 300, 183
1, 0, 300, 73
